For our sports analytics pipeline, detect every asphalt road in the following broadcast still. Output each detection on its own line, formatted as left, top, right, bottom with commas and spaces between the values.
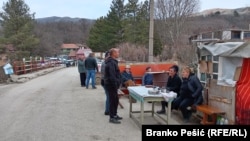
0, 66, 200, 141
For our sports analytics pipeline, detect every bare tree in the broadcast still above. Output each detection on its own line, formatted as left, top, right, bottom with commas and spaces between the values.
118, 42, 148, 62
155, 0, 200, 62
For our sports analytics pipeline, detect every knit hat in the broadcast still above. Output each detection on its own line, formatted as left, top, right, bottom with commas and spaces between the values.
146, 66, 151, 71
125, 65, 131, 69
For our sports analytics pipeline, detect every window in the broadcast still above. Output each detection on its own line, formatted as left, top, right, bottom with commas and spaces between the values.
244, 32, 250, 38
199, 55, 219, 84
212, 56, 219, 79
231, 31, 241, 39
200, 73, 206, 82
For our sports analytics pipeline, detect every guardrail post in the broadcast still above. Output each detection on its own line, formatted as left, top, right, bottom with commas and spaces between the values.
23, 58, 26, 74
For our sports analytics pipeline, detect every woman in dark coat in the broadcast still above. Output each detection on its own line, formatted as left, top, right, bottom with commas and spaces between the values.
172, 66, 203, 123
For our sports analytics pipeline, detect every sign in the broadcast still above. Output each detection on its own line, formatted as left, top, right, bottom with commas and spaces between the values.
3, 63, 14, 75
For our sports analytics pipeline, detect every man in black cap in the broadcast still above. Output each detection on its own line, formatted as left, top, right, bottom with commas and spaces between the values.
157, 65, 182, 114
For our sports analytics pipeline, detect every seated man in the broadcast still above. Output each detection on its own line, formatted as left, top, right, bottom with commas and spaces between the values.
121, 65, 135, 87
142, 66, 153, 86
157, 65, 182, 114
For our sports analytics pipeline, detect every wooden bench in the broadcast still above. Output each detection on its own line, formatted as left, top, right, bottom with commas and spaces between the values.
196, 104, 225, 125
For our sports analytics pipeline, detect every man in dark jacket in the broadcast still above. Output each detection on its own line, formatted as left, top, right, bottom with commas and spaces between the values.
157, 65, 182, 114
84, 53, 99, 89
104, 48, 122, 124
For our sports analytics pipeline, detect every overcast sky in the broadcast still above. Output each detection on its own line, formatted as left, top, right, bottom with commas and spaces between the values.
0, 0, 249, 19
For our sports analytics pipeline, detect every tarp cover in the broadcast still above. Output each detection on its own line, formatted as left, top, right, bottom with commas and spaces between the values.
200, 42, 250, 57
217, 57, 242, 87
236, 58, 250, 124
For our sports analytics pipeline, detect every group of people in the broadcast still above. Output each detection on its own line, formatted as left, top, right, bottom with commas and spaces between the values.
78, 49, 203, 124
157, 65, 203, 123
77, 52, 99, 89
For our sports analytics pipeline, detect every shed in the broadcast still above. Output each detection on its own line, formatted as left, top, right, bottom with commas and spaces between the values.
197, 41, 250, 124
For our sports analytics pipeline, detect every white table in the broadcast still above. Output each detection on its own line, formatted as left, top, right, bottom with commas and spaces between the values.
128, 86, 174, 128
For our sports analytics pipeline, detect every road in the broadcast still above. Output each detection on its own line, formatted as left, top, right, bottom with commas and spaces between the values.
0, 66, 201, 141
0, 67, 142, 141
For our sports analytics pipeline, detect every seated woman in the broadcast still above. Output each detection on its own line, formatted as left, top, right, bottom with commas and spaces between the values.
121, 65, 135, 87
142, 66, 153, 86
172, 66, 203, 123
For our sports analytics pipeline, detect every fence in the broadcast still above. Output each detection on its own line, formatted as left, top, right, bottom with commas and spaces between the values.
13, 58, 62, 75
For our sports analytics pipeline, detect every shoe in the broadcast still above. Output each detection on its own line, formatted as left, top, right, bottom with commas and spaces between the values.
109, 118, 121, 124
86, 87, 88, 89
157, 110, 166, 114
92, 87, 97, 89
104, 112, 109, 115
114, 115, 123, 120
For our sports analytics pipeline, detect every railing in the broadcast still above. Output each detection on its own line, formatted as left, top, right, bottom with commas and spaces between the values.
12, 58, 62, 75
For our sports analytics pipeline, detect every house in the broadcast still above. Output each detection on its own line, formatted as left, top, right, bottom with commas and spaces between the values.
61, 43, 80, 56
190, 28, 250, 124
61, 43, 91, 59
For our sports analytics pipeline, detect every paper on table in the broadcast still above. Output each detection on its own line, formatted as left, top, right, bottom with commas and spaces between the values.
161, 91, 177, 102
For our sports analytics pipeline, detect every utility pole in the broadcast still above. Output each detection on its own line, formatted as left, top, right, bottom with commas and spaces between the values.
148, 0, 154, 62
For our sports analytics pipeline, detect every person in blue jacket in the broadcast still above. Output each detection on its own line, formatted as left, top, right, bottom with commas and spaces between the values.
142, 66, 153, 86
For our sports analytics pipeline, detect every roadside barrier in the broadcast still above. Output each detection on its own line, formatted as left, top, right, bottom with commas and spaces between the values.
13, 58, 62, 75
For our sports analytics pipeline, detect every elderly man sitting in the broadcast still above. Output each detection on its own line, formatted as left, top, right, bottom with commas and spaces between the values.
121, 65, 135, 87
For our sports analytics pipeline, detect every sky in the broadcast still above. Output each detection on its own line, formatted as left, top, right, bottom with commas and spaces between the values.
0, 0, 249, 19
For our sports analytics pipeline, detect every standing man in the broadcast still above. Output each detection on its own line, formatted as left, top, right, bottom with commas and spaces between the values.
85, 53, 98, 89
104, 48, 122, 124
101, 51, 110, 115
157, 65, 182, 114
77, 54, 86, 87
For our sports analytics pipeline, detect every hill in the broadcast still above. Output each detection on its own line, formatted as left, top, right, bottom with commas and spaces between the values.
35, 16, 95, 23
196, 7, 250, 16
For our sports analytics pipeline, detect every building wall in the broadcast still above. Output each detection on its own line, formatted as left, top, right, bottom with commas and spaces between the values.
208, 79, 236, 124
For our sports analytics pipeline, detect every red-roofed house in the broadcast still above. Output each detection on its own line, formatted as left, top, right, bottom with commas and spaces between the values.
61, 43, 92, 59
61, 44, 79, 53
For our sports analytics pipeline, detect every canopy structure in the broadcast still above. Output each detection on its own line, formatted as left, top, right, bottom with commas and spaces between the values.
76, 48, 92, 57
199, 41, 250, 124
199, 42, 250, 58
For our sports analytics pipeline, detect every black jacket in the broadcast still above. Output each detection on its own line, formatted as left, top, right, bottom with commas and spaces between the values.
166, 74, 182, 96
187, 74, 203, 98
84, 56, 98, 71
187, 74, 203, 105
104, 57, 121, 89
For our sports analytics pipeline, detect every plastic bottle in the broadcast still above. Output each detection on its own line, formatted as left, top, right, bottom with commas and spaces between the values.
216, 116, 221, 125
220, 117, 224, 125
224, 118, 229, 125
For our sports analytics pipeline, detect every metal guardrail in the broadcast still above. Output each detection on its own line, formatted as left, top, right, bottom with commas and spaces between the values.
13, 59, 62, 75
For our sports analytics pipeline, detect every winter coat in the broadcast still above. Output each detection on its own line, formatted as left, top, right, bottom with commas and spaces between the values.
104, 57, 121, 89
77, 59, 86, 73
